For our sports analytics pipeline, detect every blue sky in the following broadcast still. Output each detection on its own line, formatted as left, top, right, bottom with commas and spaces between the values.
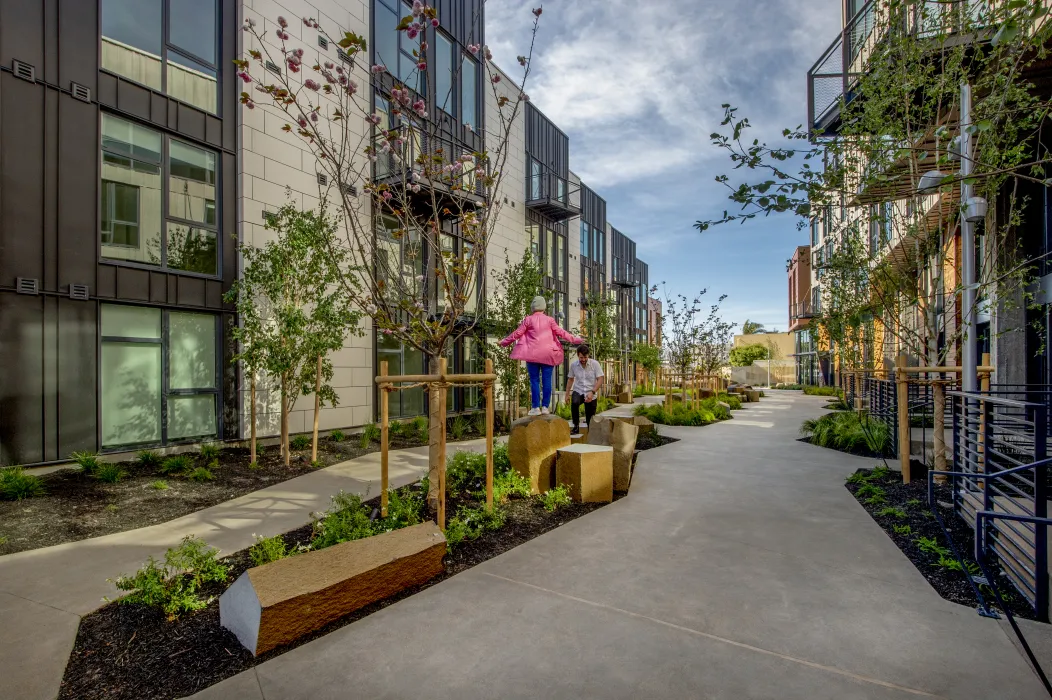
488, 0, 842, 332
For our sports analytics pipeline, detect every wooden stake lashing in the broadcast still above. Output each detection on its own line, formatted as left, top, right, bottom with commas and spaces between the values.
485, 359, 495, 512
895, 354, 911, 483
438, 357, 448, 531
380, 361, 389, 518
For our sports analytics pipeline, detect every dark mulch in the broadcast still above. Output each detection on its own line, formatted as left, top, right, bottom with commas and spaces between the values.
58, 494, 608, 700
845, 466, 1038, 621
0, 430, 501, 556
635, 432, 679, 451
797, 436, 892, 460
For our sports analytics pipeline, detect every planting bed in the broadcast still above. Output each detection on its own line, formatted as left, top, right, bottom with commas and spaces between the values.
58, 490, 610, 700
845, 466, 1037, 620
0, 425, 498, 556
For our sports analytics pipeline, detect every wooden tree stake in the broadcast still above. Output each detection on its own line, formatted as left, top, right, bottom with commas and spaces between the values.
896, 354, 911, 483
438, 357, 448, 531
311, 355, 322, 463
485, 358, 495, 512
250, 373, 257, 465
380, 361, 389, 518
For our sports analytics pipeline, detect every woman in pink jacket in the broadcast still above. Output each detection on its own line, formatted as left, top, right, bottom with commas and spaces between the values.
500, 296, 584, 416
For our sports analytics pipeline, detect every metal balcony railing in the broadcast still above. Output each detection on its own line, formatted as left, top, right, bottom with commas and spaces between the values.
790, 300, 815, 320
806, 0, 991, 135
526, 171, 580, 221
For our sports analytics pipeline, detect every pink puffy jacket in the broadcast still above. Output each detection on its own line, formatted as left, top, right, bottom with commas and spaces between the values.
500, 312, 584, 367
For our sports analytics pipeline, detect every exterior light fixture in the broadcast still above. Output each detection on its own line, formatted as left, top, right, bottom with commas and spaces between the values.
965, 196, 987, 223
917, 170, 946, 193
948, 135, 963, 162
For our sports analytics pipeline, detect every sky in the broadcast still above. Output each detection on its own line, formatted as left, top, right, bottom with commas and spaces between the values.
487, 0, 843, 333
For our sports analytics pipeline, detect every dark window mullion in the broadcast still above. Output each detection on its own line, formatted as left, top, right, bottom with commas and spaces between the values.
161, 310, 170, 444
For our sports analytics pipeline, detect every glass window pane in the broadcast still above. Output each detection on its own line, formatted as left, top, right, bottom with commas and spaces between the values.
101, 341, 162, 446
101, 0, 163, 91
580, 221, 589, 258
402, 344, 424, 416
102, 304, 161, 338
100, 119, 164, 265
169, 139, 217, 224
166, 223, 218, 275
101, 180, 141, 248
463, 242, 477, 315
167, 53, 218, 114
169, 312, 216, 389
557, 236, 565, 281
168, 394, 217, 440
546, 229, 555, 279
169, 0, 216, 64
102, 114, 162, 164
436, 34, 453, 114
461, 56, 477, 128
375, 4, 399, 72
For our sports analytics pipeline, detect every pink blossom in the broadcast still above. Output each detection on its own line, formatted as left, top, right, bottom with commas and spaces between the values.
491, 74, 501, 84
382, 190, 393, 201
275, 29, 289, 40
288, 62, 300, 73
304, 79, 320, 91
243, 18, 257, 30
420, 41, 428, 51
412, 0, 424, 15
371, 64, 385, 74
345, 81, 358, 95
484, 46, 493, 60
431, 18, 439, 28
237, 71, 252, 83
532, 7, 543, 17
298, 117, 308, 128
246, 101, 256, 110
294, 47, 304, 58
410, 183, 421, 193
336, 65, 344, 74
277, 16, 289, 28
324, 61, 334, 69
467, 44, 480, 55
406, 28, 419, 40
303, 17, 312, 26
311, 112, 319, 122
412, 99, 426, 112
366, 113, 382, 125
417, 61, 427, 71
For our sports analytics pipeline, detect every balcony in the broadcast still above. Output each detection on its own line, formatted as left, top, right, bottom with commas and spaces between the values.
791, 300, 815, 320
373, 130, 486, 212
526, 172, 580, 221
807, 0, 990, 136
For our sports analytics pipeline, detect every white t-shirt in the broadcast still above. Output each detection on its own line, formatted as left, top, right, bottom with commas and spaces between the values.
568, 358, 604, 396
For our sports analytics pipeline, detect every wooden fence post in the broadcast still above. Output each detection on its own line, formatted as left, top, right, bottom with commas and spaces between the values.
311, 355, 323, 464
485, 358, 494, 512
896, 354, 911, 483
437, 357, 448, 531
380, 361, 389, 517
933, 381, 947, 483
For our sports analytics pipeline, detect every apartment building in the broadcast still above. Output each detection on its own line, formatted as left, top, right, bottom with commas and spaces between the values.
786, 245, 822, 385
0, 0, 657, 466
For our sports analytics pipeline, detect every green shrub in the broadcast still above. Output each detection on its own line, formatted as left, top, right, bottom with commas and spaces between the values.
248, 461, 260, 471
540, 484, 573, 512
0, 466, 45, 501
150, 480, 169, 490
378, 487, 426, 530
473, 412, 487, 436
95, 463, 128, 484
330, 429, 346, 443
729, 343, 769, 367
937, 554, 980, 575
110, 535, 227, 619
160, 454, 194, 475
137, 450, 163, 469
411, 416, 429, 443
447, 450, 486, 494
892, 524, 913, 536
876, 506, 907, 519
633, 401, 719, 427
717, 393, 742, 410
363, 423, 382, 443
186, 466, 214, 482
449, 415, 470, 441
311, 491, 376, 550
70, 451, 102, 474
803, 385, 842, 397
774, 383, 804, 390
444, 504, 506, 550
799, 411, 892, 456
290, 435, 311, 451
554, 401, 572, 420
905, 498, 922, 508
493, 470, 531, 504
249, 534, 289, 567
199, 443, 220, 460
846, 471, 868, 485
597, 396, 616, 413
914, 536, 949, 558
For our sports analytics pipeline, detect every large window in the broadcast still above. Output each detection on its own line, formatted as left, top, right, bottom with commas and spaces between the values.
529, 159, 542, 200
101, 0, 218, 114
375, 0, 425, 93
100, 304, 218, 448
461, 55, 478, 128
580, 220, 590, 258
435, 33, 454, 115
101, 114, 219, 276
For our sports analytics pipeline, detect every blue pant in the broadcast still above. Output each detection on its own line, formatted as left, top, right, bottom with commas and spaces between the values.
526, 362, 554, 409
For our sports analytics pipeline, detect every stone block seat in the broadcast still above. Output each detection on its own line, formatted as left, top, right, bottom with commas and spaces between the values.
614, 415, 655, 436
587, 415, 639, 492
220, 522, 446, 656
744, 390, 761, 402
508, 414, 571, 495
555, 444, 614, 503
617, 391, 633, 404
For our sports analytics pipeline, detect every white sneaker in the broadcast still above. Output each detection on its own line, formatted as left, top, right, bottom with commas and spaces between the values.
527, 408, 541, 416
540, 406, 550, 415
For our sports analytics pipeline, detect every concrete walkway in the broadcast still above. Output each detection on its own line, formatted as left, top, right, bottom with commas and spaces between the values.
0, 438, 495, 700
191, 392, 1048, 700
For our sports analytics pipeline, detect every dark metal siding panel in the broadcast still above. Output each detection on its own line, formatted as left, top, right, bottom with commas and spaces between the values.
150, 93, 168, 126
176, 102, 206, 142
176, 276, 206, 307
58, 93, 98, 294
97, 71, 117, 106
525, 103, 569, 179
117, 80, 151, 120
221, 0, 236, 150
1, 73, 45, 286
58, 0, 98, 94
42, 296, 58, 460
150, 272, 167, 303
116, 267, 151, 301
0, 0, 44, 68
43, 88, 59, 291
221, 151, 237, 300
97, 264, 116, 298
0, 294, 44, 465
57, 297, 97, 457
580, 183, 607, 230
43, 0, 59, 85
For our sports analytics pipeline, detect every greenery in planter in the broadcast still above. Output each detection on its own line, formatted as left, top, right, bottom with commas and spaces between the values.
95, 463, 128, 484
539, 485, 572, 512
137, 450, 163, 469
70, 451, 102, 475
801, 411, 892, 456
445, 504, 507, 550
803, 386, 840, 397
729, 343, 769, 367
110, 536, 228, 620
187, 467, 215, 482
290, 435, 311, 451
633, 396, 731, 426
330, 430, 346, 443
199, 443, 221, 460
160, 455, 194, 476
249, 534, 290, 567
0, 466, 45, 501
631, 343, 662, 390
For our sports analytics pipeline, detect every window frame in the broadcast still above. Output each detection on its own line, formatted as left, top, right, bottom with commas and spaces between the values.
99, 113, 222, 279
99, 0, 221, 115
99, 303, 220, 450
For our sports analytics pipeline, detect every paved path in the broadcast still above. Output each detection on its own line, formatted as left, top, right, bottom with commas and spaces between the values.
191, 392, 1047, 700
0, 438, 495, 700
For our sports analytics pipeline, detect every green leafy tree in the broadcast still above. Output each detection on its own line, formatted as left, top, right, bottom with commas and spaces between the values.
631, 342, 662, 389
225, 202, 363, 466
577, 290, 619, 365
659, 285, 734, 401
741, 320, 765, 335
729, 343, 769, 367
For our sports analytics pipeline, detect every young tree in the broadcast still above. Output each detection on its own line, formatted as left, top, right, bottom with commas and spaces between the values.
484, 248, 547, 423
630, 342, 662, 389
729, 344, 768, 367
697, 1, 1052, 375
238, 6, 543, 508
741, 319, 765, 335
660, 286, 733, 401
226, 202, 363, 466
578, 290, 619, 365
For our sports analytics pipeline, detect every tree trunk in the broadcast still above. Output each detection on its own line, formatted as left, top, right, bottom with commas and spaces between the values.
250, 373, 257, 464
281, 374, 290, 467
427, 355, 443, 512
311, 355, 322, 463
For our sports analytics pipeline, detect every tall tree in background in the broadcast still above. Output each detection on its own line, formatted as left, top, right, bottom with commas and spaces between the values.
741, 319, 765, 335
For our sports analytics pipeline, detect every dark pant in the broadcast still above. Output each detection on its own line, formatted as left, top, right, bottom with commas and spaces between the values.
570, 391, 597, 429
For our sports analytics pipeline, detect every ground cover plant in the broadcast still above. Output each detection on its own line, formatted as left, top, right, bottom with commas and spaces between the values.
633, 395, 736, 427
844, 466, 1034, 620
803, 385, 841, 397
800, 410, 892, 457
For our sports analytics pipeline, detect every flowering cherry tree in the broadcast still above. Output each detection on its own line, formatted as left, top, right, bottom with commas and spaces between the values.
236, 4, 543, 508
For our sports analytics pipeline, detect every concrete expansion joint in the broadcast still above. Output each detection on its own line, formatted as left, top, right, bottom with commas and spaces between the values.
475, 571, 945, 699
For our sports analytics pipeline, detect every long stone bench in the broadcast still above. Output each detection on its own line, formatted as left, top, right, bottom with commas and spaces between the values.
220, 522, 446, 655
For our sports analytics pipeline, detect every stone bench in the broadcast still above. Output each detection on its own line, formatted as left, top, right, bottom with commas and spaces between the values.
555, 444, 613, 503
614, 415, 655, 436
220, 522, 446, 656
508, 414, 571, 494
587, 415, 639, 492
744, 390, 761, 402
